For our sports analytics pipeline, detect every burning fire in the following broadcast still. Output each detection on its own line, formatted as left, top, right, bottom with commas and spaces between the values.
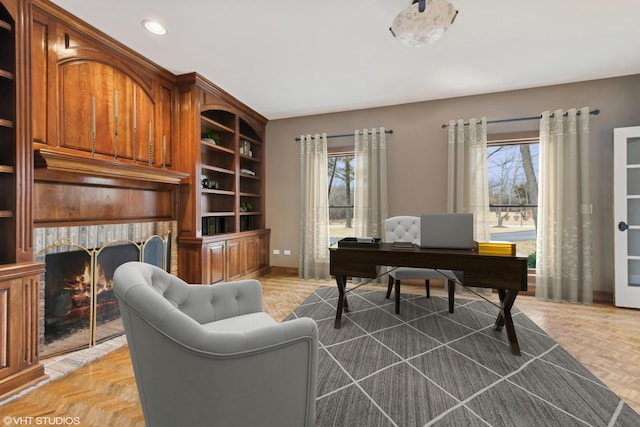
64, 262, 114, 304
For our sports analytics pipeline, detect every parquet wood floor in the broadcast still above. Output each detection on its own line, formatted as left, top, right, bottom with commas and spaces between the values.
1, 273, 638, 426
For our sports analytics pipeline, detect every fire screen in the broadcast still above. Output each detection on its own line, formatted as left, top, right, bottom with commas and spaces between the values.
35, 233, 169, 357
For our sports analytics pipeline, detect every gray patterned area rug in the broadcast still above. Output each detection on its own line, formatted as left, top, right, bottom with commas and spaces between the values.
284, 286, 640, 427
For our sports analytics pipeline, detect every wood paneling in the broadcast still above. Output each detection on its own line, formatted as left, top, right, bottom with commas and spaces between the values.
30, 9, 48, 145
33, 181, 174, 224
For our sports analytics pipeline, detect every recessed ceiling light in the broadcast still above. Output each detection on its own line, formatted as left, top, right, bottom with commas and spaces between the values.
142, 19, 167, 36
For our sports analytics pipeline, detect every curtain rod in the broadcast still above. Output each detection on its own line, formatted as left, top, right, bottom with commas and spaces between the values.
441, 109, 600, 129
294, 129, 393, 142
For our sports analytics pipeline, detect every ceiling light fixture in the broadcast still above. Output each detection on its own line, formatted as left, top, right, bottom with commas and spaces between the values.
142, 19, 167, 36
390, 0, 458, 47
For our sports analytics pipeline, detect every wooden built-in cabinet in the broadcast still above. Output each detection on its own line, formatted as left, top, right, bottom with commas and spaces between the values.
181, 229, 270, 285
29, 1, 185, 184
0, 0, 272, 399
0, 264, 44, 398
176, 73, 270, 284
0, 0, 46, 400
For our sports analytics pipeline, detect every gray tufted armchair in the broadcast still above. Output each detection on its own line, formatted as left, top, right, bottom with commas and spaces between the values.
113, 261, 318, 427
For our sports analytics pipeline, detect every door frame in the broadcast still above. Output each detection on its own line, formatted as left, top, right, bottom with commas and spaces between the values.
613, 126, 640, 308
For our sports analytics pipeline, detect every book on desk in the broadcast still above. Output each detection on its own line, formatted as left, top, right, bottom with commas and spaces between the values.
391, 241, 415, 250
337, 237, 381, 248
473, 240, 516, 256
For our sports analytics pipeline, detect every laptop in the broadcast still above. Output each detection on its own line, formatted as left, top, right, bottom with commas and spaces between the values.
419, 213, 474, 249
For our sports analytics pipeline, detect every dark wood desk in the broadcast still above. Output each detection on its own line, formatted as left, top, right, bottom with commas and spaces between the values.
329, 243, 528, 355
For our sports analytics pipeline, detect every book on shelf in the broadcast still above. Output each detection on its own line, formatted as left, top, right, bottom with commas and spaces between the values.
473, 240, 516, 256
202, 217, 228, 235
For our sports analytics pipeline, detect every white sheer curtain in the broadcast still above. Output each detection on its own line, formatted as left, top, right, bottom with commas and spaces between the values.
447, 117, 490, 240
447, 118, 490, 293
536, 108, 593, 303
299, 133, 330, 280
354, 128, 388, 239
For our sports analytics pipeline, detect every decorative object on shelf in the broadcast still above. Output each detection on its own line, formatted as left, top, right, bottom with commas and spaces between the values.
390, 0, 458, 47
240, 168, 255, 176
201, 178, 219, 189
201, 128, 221, 145
240, 201, 253, 212
240, 139, 251, 156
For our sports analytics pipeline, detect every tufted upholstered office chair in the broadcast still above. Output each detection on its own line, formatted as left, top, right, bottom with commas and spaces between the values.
384, 216, 454, 313
113, 261, 318, 427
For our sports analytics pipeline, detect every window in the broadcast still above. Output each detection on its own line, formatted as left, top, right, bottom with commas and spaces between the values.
487, 133, 539, 267
328, 153, 355, 244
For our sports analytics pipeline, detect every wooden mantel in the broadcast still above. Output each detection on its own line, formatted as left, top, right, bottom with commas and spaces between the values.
34, 146, 189, 185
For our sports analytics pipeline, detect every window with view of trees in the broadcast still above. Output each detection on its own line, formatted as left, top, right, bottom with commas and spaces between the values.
326, 143, 539, 266
328, 154, 355, 245
488, 138, 539, 267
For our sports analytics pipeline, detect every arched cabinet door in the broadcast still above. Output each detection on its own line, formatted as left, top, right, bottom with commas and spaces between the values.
58, 61, 157, 162
614, 126, 640, 309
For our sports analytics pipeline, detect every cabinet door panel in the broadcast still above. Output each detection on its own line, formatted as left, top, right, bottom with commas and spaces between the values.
59, 61, 113, 153
0, 278, 21, 379
158, 85, 172, 166
133, 84, 155, 164
243, 236, 259, 274
226, 239, 241, 281
59, 61, 156, 160
207, 242, 225, 285
258, 232, 270, 269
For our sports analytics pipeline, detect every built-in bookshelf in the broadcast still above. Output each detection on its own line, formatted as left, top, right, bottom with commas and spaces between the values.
200, 109, 237, 236
199, 109, 264, 236
0, 5, 16, 264
238, 119, 263, 233
176, 73, 269, 285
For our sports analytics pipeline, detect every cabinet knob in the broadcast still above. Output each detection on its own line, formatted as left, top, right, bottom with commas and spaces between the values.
618, 221, 629, 232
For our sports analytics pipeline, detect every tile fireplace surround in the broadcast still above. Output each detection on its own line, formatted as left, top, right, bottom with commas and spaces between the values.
33, 221, 178, 357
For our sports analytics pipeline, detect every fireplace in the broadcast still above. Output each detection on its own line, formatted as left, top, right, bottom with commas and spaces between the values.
34, 222, 176, 357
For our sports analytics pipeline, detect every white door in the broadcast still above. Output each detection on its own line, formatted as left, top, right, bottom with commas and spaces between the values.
614, 126, 640, 308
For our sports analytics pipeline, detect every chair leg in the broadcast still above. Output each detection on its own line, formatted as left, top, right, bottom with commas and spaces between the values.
395, 280, 401, 314
425, 279, 430, 298
386, 275, 394, 299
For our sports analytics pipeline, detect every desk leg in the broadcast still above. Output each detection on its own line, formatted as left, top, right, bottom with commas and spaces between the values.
448, 279, 455, 313
495, 289, 521, 356
334, 275, 349, 329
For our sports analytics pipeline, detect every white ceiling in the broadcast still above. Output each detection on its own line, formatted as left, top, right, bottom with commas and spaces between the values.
51, 0, 640, 120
